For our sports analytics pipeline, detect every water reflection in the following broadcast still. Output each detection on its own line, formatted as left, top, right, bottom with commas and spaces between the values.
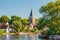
10, 35, 21, 40
6, 34, 9, 40
0, 34, 48, 40
27, 35, 35, 40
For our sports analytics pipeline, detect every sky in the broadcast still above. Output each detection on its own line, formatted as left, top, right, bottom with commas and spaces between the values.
0, 0, 56, 18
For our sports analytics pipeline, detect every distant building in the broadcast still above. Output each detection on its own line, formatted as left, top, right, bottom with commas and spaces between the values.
29, 9, 35, 29
0, 22, 7, 29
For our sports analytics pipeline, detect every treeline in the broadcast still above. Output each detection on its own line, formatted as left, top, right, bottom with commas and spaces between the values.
0, 15, 38, 33
0, 15, 29, 25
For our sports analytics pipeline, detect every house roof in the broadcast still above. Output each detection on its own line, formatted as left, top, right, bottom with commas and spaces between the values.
0, 22, 7, 29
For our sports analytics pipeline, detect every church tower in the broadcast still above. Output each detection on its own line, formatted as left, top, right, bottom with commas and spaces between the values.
29, 9, 35, 29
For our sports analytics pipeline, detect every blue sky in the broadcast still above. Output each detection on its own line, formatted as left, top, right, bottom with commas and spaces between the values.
0, 0, 56, 18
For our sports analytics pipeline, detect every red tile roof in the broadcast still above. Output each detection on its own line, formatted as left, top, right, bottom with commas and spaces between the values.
0, 22, 7, 28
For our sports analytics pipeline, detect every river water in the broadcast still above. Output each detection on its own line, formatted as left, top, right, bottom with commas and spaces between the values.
0, 34, 47, 40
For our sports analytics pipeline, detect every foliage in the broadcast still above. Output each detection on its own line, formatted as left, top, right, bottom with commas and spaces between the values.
0, 15, 9, 22
37, 0, 60, 35
0, 29, 4, 36
22, 18, 29, 25
12, 21, 22, 33
35, 18, 40, 25
30, 27, 38, 33
11, 15, 22, 23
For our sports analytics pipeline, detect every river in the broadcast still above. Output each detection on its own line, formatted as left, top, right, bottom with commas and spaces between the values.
0, 34, 47, 40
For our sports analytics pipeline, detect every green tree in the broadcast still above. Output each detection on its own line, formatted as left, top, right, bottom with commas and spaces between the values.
11, 15, 21, 23
37, 0, 60, 35
22, 18, 29, 25
12, 21, 22, 33
0, 18, 1, 22
0, 15, 9, 22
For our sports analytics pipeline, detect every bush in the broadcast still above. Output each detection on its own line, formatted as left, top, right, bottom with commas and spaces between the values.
0, 29, 4, 36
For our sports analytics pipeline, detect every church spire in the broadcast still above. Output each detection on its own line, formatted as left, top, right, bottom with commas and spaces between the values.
29, 9, 35, 29
30, 9, 33, 17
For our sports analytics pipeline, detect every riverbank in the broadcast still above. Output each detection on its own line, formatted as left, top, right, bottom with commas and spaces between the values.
3, 32, 38, 35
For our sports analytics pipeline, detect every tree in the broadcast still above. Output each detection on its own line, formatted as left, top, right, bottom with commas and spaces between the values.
37, 0, 60, 35
0, 15, 9, 22
22, 18, 29, 25
11, 15, 22, 23
0, 18, 1, 22
12, 21, 22, 33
